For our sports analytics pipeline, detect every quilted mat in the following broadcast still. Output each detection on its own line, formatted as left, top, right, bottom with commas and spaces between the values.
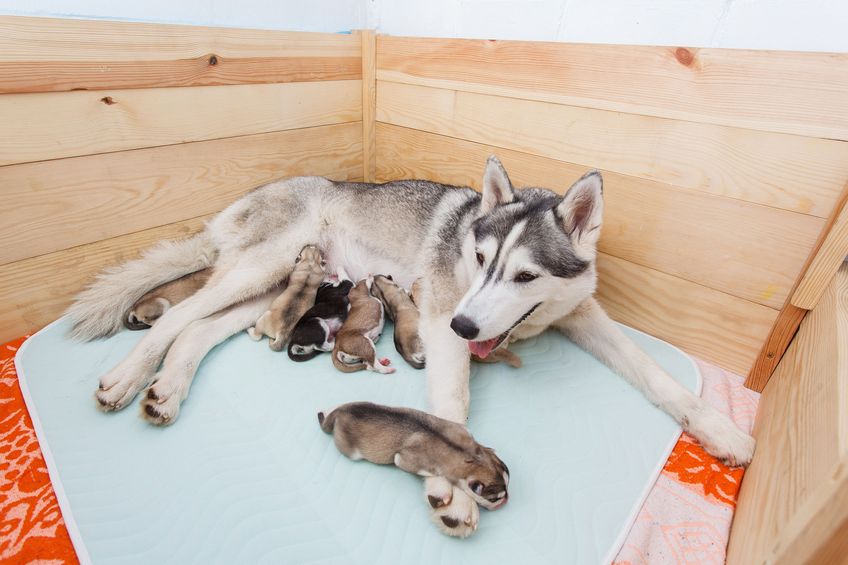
15, 317, 700, 565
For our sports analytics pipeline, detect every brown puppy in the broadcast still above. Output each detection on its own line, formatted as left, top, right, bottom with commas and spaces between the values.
124, 268, 213, 330
319, 402, 509, 511
370, 275, 425, 369
332, 277, 393, 374
248, 245, 325, 351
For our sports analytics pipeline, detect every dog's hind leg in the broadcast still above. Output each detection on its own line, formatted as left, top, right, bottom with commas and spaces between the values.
554, 297, 755, 467
95, 245, 297, 412
140, 289, 276, 425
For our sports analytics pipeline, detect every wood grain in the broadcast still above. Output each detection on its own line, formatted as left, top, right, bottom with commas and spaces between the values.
0, 80, 361, 166
792, 188, 848, 309
376, 123, 822, 310
0, 122, 363, 266
377, 36, 848, 140
0, 217, 209, 342
745, 303, 807, 392
728, 264, 848, 564
376, 81, 847, 218
360, 30, 377, 182
595, 254, 777, 375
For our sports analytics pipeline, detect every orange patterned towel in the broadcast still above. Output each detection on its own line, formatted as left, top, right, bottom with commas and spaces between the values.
0, 337, 755, 564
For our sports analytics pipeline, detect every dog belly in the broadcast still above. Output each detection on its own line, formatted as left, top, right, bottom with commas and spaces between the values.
320, 231, 417, 288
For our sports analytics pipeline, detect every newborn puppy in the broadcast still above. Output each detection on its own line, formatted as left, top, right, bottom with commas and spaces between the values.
287, 279, 354, 362
370, 275, 425, 369
318, 402, 509, 510
248, 245, 325, 351
332, 277, 393, 374
124, 268, 213, 330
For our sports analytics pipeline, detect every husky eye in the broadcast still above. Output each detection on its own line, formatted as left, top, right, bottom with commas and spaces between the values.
295, 254, 302, 263
320, 259, 327, 267
469, 481, 484, 496
475, 252, 485, 266
515, 271, 537, 283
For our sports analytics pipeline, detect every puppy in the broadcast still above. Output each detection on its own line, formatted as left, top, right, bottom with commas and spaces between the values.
248, 245, 325, 351
319, 402, 509, 510
124, 268, 213, 330
331, 277, 393, 374
370, 275, 425, 369
287, 279, 354, 362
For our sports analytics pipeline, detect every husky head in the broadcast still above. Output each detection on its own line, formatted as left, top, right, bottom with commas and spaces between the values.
451, 156, 603, 358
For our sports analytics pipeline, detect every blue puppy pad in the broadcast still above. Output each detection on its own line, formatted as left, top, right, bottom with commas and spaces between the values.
17, 318, 699, 565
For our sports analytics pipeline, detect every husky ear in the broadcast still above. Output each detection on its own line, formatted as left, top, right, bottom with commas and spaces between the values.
558, 170, 603, 252
481, 156, 514, 214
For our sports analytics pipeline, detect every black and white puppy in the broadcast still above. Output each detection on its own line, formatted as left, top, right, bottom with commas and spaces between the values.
287, 279, 354, 362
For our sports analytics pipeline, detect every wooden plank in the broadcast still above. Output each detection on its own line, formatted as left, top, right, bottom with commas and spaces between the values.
0, 80, 361, 166
595, 254, 777, 375
728, 264, 848, 564
745, 303, 806, 391
0, 217, 209, 342
792, 187, 848, 308
376, 123, 822, 310
0, 122, 363, 266
377, 35, 848, 140
376, 81, 847, 218
359, 30, 377, 182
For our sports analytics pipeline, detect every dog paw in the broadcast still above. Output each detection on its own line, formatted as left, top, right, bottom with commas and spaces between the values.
688, 407, 756, 467
140, 386, 181, 426
425, 477, 478, 538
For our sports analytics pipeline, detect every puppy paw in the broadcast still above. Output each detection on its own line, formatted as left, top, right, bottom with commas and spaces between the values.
425, 477, 478, 538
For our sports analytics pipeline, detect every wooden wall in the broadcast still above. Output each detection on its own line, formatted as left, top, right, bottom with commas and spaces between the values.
0, 17, 364, 342
374, 36, 848, 377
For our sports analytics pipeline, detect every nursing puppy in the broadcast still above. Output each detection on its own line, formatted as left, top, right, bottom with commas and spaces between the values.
287, 279, 354, 362
124, 268, 213, 330
370, 275, 426, 369
248, 245, 325, 351
319, 402, 509, 515
332, 277, 393, 374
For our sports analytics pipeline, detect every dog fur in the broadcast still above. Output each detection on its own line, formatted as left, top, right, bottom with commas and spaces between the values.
124, 268, 213, 330
370, 274, 426, 369
287, 279, 354, 362
331, 277, 393, 374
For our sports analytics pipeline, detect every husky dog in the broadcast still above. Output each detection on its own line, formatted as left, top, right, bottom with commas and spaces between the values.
319, 402, 509, 516
287, 279, 354, 362
68, 157, 755, 538
124, 268, 213, 330
248, 245, 325, 351
331, 277, 394, 374
370, 275, 426, 369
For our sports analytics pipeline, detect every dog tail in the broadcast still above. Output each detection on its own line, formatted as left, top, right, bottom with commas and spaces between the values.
318, 407, 338, 433
65, 230, 217, 341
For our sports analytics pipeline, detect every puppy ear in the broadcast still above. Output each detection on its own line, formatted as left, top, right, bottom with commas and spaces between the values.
557, 170, 603, 254
481, 155, 514, 214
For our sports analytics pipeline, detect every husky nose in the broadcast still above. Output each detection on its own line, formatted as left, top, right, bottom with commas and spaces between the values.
450, 316, 479, 340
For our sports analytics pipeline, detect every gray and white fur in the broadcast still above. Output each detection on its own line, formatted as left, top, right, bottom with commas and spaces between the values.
68, 159, 755, 538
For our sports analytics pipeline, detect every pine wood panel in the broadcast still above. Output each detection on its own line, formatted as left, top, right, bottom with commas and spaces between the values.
376, 81, 847, 218
0, 15, 360, 93
376, 123, 822, 310
377, 36, 848, 141
0, 123, 363, 266
0, 80, 361, 166
595, 254, 777, 375
360, 30, 377, 182
0, 217, 208, 342
728, 264, 848, 564
745, 303, 807, 392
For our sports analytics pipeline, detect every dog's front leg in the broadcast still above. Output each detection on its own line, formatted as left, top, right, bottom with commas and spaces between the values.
419, 311, 479, 537
555, 297, 755, 466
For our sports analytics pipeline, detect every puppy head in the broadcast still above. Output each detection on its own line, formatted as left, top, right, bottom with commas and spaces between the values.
459, 445, 510, 510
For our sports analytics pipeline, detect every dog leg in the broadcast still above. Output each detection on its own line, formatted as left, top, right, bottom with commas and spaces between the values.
419, 311, 480, 537
95, 252, 290, 412
554, 297, 755, 466
141, 291, 275, 425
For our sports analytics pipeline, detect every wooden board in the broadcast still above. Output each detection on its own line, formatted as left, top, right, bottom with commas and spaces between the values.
377, 36, 848, 141
728, 264, 848, 564
0, 217, 208, 343
745, 303, 807, 392
0, 79, 361, 166
0, 16, 360, 93
595, 254, 777, 375
360, 30, 377, 182
0, 122, 363, 266
376, 81, 847, 218
376, 123, 822, 310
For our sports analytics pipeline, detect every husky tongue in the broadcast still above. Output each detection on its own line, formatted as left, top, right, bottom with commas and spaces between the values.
468, 338, 499, 359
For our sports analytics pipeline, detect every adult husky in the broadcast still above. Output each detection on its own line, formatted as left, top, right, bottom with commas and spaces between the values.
68, 157, 755, 537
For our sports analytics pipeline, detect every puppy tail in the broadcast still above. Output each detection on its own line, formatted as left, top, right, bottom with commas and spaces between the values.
318, 408, 337, 433
66, 230, 217, 341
